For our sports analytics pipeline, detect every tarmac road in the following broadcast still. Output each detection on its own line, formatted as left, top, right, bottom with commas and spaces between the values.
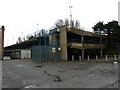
2, 60, 119, 89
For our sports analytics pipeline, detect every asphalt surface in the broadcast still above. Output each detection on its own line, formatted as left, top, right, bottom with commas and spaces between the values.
2, 60, 119, 89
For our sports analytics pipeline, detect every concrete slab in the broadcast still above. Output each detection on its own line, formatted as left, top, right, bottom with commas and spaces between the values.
2, 60, 119, 89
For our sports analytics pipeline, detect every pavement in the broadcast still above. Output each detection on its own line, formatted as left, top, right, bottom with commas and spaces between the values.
2, 59, 119, 89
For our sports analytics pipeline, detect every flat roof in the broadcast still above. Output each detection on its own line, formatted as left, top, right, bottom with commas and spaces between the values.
67, 28, 105, 38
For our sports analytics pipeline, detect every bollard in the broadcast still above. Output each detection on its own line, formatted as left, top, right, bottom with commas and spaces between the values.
118, 55, 120, 60
96, 55, 98, 61
87, 55, 89, 61
72, 55, 74, 61
105, 55, 108, 61
79, 55, 81, 61
113, 61, 118, 78
114, 55, 117, 61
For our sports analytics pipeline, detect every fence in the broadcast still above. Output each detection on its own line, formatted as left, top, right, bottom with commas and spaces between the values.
32, 45, 61, 62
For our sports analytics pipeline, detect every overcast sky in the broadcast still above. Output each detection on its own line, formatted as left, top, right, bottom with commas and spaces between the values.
0, 0, 119, 46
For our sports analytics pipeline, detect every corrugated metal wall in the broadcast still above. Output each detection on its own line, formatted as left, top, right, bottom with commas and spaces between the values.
32, 45, 61, 62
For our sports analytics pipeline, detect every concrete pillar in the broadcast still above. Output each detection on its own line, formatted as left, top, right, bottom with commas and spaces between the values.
81, 36, 84, 45
100, 38, 103, 57
60, 26, 68, 60
81, 36, 85, 60
105, 55, 108, 61
100, 39, 102, 44
87, 55, 89, 61
118, 55, 120, 60
100, 49, 103, 57
82, 49, 84, 60
96, 55, 98, 61
79, 55, 81, 61
114, 55, 117, 61
72, 55, 74, 61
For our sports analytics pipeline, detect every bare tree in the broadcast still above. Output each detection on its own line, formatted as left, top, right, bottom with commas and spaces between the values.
37, 31, 41, 37
55, 19, 64, 28
26, 34, 31, 40
22, 36, 26, 41
65, 19, 69, 26
41, 29, 46, 36
75, 20, 80, 29
71, 20, 74, 28
18, 36, 22, 43
16, 41, 18, 44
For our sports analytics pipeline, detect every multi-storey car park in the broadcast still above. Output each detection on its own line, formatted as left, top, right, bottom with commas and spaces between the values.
4, 25, 106, 61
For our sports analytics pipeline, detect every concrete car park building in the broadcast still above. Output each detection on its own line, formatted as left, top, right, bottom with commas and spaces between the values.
0, 26, 5, 60
32, 25, 106, 61
49, 25, 106, 60
4, 25, 106, 61
4, 39, 36, 59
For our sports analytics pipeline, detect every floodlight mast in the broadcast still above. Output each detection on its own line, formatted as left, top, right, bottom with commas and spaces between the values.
69, 6, 72, 26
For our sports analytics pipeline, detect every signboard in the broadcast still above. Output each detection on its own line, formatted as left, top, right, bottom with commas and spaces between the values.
52, 48, 56, 53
